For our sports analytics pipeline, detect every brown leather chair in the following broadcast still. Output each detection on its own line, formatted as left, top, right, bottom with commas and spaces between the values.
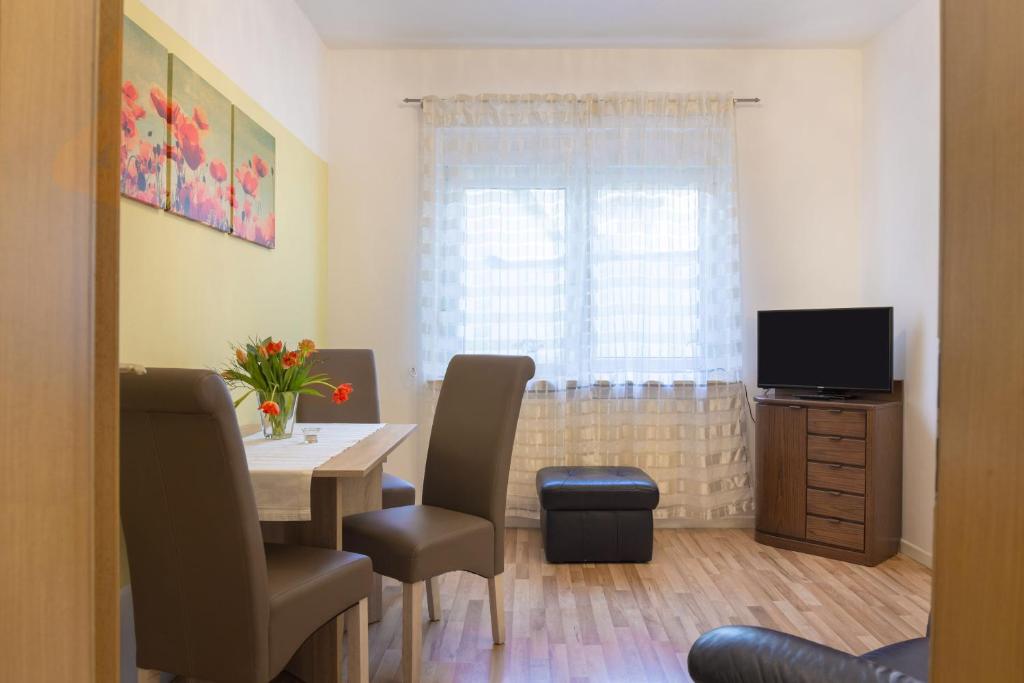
297, 348, 417, 508
342, 354, 535, 682
121, 368, 372, 683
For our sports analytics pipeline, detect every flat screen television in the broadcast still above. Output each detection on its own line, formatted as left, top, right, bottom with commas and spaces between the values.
757, 307, 893, 398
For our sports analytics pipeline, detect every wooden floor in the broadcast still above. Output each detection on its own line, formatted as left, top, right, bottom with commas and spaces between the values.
359, 528, 932, 682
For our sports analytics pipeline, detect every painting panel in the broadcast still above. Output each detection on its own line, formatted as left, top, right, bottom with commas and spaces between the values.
231, 107, 276, 248
120, 17, 169, 208
168, 55, 232, 231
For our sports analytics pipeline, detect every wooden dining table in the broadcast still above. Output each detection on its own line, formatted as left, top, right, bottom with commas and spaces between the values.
247, 422, 417, 683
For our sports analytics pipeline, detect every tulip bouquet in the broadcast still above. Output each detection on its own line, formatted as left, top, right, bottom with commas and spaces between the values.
221, 337, 352, 439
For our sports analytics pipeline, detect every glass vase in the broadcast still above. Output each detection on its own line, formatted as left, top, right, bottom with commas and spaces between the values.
259, 391, 299, 440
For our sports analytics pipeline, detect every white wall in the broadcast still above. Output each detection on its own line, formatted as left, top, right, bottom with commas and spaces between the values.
325, 49, 865, 494
140, 0, 329, 158
862, 0, 940, 566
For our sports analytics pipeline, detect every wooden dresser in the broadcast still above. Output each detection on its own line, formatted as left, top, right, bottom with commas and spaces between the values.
754, 382, 903, 566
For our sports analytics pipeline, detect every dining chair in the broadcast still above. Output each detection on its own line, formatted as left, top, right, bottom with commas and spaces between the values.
121, 368, 372, 683
342, 354, 536, 682
297, 348, 417, 509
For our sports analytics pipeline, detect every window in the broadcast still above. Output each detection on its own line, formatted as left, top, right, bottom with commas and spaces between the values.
420, 94, 742, 386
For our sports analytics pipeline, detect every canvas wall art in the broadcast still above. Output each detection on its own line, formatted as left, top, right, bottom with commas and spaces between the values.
168, 55, 232, 232
231, 107, 276, 248
120, 17, 169, 208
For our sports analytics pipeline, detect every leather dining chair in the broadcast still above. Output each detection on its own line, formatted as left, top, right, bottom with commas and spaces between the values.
121, 368, 372, 683
342, 354, 535, 682
297, 348, 417, 509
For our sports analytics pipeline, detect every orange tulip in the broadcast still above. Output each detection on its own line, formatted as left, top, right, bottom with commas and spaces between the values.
235, 348, 248, 364
281, 351, 300, 368
298, 339, 316, 356
259, 400, 281, 416
332, 383, 353, 405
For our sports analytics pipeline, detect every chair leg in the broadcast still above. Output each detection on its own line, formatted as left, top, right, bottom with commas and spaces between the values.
344, 598, 369, 683
402, 581, 423, 683
487, 573, 505, 645
425, 575, 441, 622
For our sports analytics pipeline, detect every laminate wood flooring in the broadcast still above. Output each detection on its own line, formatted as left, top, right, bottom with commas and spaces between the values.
360, 528, 931, 682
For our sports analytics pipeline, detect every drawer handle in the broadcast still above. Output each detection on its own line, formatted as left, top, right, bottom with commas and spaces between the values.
829, 491, 842, 497
788, 405, 803, 410
829, 436, 843, 441
829, 409, 843, 414
829, 463, 844, 470
827, 518, 842, 525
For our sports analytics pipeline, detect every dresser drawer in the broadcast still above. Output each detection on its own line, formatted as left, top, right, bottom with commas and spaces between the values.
807, 408, 866, 438
806, 514, 865, 550
807, 487, 865, 523
807, 461, 866, 495
807, 434, 866, 466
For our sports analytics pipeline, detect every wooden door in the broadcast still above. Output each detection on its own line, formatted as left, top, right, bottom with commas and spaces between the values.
755, 404, 807, 539
932, 0, 1024, 680
0, 0, 121, 680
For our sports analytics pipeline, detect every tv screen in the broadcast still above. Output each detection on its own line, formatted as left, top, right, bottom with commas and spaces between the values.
757, 307, 893, 392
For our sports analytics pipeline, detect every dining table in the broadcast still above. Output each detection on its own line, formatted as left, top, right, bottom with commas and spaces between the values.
245, 422, 417, 683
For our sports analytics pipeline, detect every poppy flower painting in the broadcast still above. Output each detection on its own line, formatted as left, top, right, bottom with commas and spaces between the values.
231, 106, 276, 249
120, 18, 169, 209
167, 56, 232, 232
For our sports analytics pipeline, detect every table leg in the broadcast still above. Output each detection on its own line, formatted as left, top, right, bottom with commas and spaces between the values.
339, 465, 384, 623
275, 466, 385, 681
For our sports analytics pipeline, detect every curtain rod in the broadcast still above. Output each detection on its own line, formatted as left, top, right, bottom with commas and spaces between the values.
403, 97, 761, 106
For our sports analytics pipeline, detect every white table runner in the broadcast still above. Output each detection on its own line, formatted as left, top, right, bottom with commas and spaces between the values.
243, 422, 385, 522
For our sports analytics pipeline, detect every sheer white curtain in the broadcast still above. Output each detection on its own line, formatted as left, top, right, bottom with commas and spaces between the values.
419, 93, 751, 521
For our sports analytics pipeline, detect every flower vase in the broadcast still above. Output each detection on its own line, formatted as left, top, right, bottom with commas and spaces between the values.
259, 392, 299, 440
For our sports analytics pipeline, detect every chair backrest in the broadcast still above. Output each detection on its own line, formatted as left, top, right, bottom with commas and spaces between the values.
421, 355, 535, 574
296, 348, 380, 423
120, 368, 270, 682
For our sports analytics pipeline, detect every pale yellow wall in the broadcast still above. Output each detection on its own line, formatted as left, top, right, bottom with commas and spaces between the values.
119, 0, 328, 588
120, 0, 328, 407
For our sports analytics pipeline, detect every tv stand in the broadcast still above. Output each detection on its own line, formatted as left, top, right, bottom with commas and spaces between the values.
754, 381, 903, 566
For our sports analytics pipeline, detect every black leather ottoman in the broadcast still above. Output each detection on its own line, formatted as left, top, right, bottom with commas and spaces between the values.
536, 466, 660, 563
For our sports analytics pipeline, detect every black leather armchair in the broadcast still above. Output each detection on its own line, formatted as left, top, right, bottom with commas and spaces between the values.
687, 625, 929, 683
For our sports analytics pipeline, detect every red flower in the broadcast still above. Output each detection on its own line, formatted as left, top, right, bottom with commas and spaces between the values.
193, 105, 209, 130
236, 166, 259, 197
121, 109, 136, 138
265, 340, 284, 355
332, 383, 353, 405
150, 86, 170, 121
178, 120, 205, 170
131, 103, 146, 120
253, 154, 269, 178
209, 160, 227, 182
259, 400, 281, 416
122, 81, 138, 101
281, 351, 300, 368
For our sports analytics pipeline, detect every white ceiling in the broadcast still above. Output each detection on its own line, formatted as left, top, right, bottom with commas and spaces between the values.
295, 0, 919, 49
